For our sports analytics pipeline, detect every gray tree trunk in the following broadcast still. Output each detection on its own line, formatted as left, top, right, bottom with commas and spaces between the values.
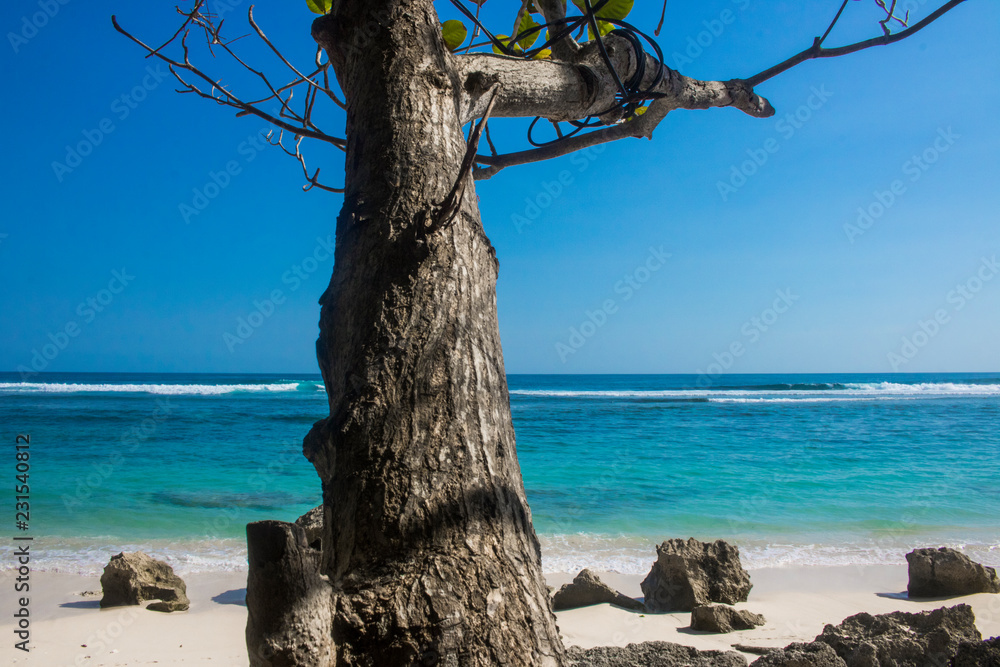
246, 520, 335, 665
294, 1, 565, 664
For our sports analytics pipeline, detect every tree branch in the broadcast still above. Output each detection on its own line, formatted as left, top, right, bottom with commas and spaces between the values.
112, 12, 346, 150
536, 0, 581, 61
247, 6, 346, 110
743, 0, 967, 88
472, 76, 768, 179
461, 0, 965, 179
431, 86, 499, 230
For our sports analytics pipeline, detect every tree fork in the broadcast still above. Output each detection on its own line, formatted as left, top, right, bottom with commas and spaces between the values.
287, 0, 566, 664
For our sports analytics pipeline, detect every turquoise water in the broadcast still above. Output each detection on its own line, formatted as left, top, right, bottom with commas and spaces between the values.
1, 372, 998, 574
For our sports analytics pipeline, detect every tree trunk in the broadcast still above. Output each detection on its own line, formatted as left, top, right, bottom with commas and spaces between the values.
300, 1, 565, 664
246, 520, 335, 666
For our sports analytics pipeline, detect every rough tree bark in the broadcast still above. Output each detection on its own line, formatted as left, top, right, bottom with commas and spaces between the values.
301, 1, 564, 664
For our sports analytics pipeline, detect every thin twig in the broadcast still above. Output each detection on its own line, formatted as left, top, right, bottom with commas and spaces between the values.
111, 13, 346, 150
430, 86, 500, 232
248, 6, 346, 109
654, 0, 668, 37
744, 0, 965, 88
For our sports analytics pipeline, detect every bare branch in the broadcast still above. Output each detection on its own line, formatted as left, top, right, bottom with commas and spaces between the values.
111, 7, 346, 152
266, 130, 346, 194
432, 86, 500, 230
654, 0, 669, 37
247, 6, 346, 110
472, 75, 770, 179
818, 1, 850, 47
534, 0, 583, 61
458, 38, 771, 121
743, 0, 967, 88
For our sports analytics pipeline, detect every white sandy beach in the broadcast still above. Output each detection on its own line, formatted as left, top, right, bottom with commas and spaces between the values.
3, 564, 999, 665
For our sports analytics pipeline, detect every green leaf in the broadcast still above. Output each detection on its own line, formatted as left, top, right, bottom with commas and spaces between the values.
491, 35, 522, 55
441, 20, 468, 52
305, 0, 333, 15
571, 0, 634, 21
533, 48, 552, 60
571, 0, 634, 38
516, 13, 541, 50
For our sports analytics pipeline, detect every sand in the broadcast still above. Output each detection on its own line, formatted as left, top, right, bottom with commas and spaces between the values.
3, 565, 999, 665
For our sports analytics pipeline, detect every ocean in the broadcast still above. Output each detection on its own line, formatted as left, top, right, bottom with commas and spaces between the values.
1, 372, 998, 575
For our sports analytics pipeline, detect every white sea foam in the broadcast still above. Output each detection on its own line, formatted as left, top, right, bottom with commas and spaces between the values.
0, 537, 250, 576
0, 382, 324, 395
511, 382, 1000, 403
536, 534, 1000, 574
2, 380, 996, 401
6, 534, 994, 576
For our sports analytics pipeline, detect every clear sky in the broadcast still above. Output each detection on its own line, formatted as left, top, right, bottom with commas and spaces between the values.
1, 0, 997, 375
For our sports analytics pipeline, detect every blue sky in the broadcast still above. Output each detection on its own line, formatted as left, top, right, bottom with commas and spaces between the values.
1, 0, 997, 375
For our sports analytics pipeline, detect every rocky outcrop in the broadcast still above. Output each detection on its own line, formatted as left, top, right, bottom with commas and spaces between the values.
949, 636, 1000, 666
99, 551, 189, 612
906, 547, 1000, 598
749, 642, 846, 667
567, 641, 747, 666
294, 505, 324, 550
816, 604, 981, 667
691, 604, 766, 633
552, 569, 645, 611
641, 538, 752, 612
246, 520, 333, 667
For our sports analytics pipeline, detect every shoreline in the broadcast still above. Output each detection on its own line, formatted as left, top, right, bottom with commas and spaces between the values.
5, 565, 998, 665
4, 533, 998, 577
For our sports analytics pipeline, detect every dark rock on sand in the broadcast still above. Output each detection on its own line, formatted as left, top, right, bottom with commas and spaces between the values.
734, 644, 782, 656
641, 538, 752, 612
147, 599, 188, 612
552, 569, 645, 611
567, 641, 747, 666
295, 505, 324, 550
906, 547, 1000, 598
749, 642, 846, 667
949, 636, 1000, 667
691, 604, 766, 633
100, 551, 189, 612
816, 604, 981, 667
